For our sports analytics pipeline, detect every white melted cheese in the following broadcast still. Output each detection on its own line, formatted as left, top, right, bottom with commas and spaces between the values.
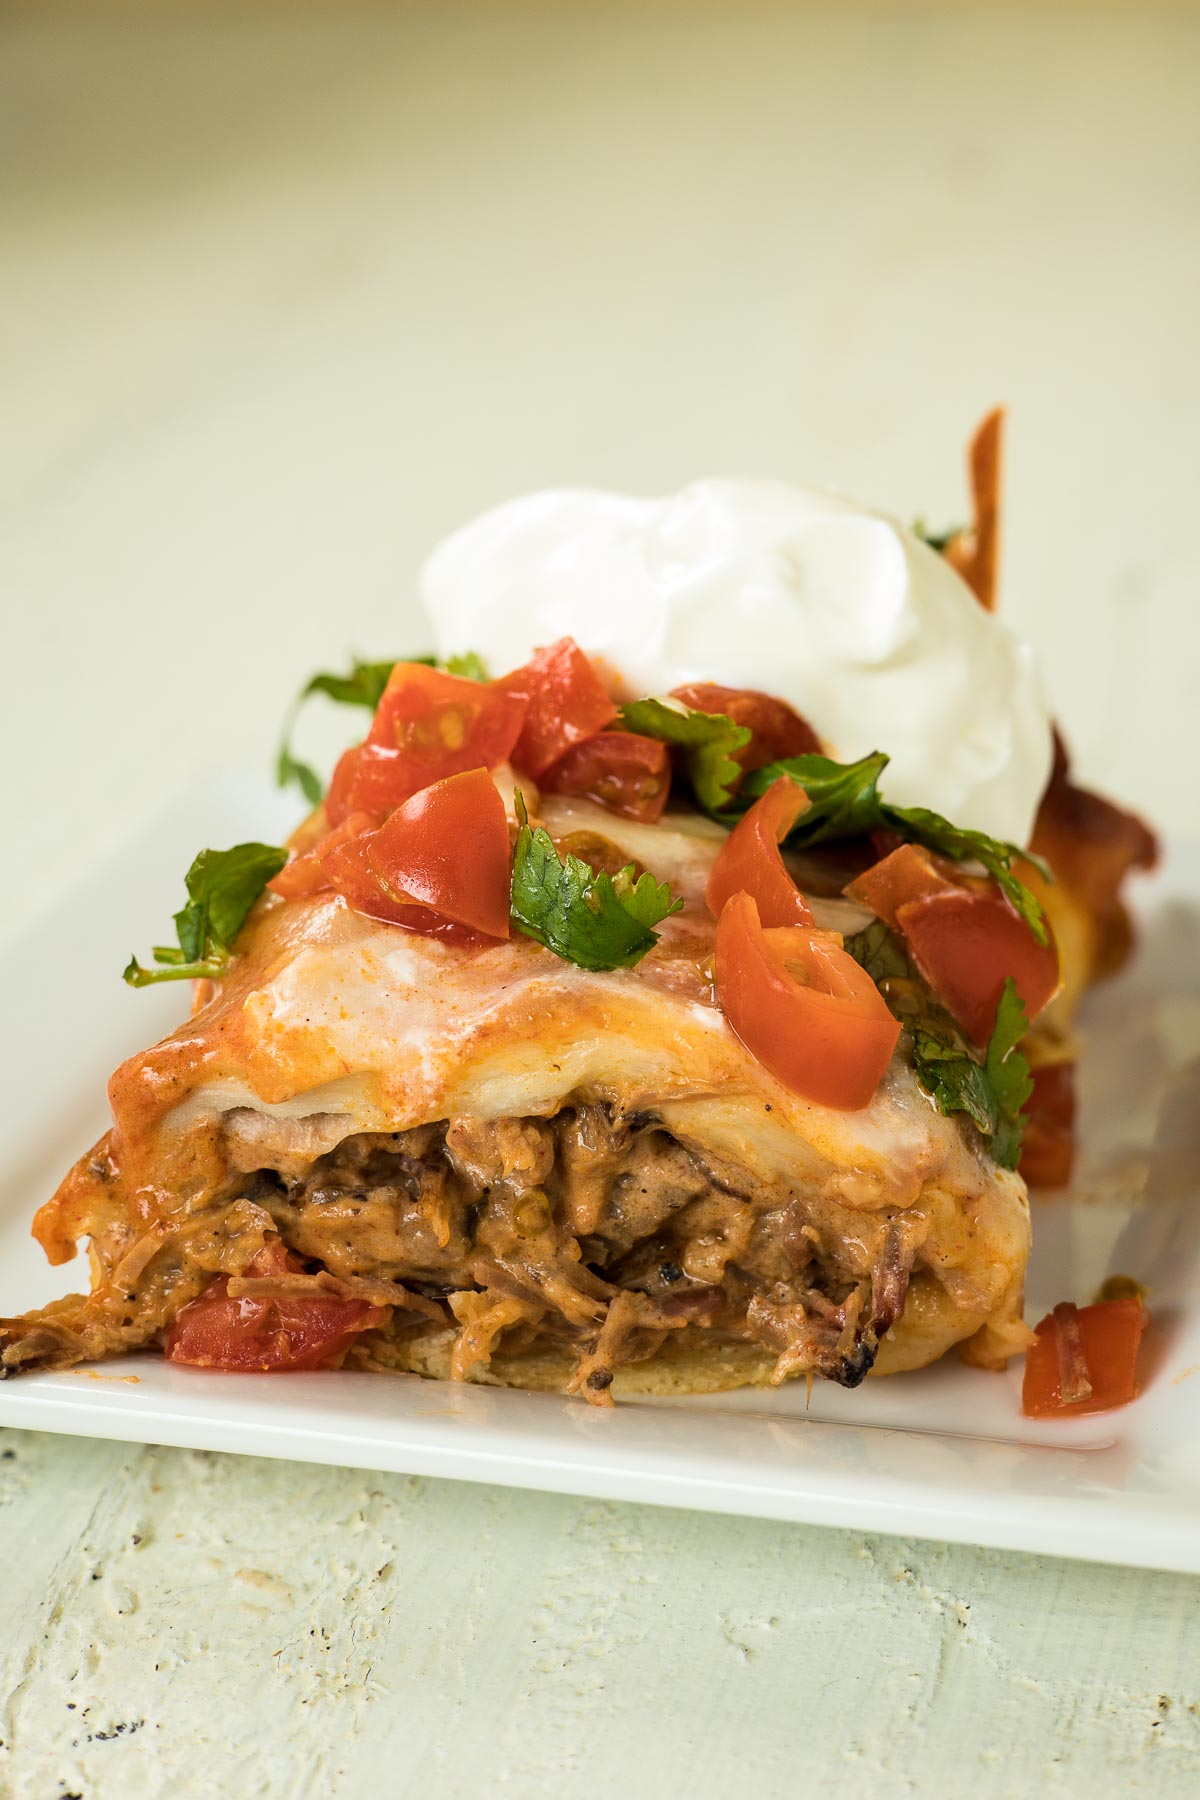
420, 480, 1054, 844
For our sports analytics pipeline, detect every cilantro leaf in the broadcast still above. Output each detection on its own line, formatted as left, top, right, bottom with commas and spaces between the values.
443, 650, 489, 682
843, 922, 1031, 1169
509, 793, 682, 971
276, 653, 486, 802
744, 749, 1049, 945
300, 658, 401, 711
124, 842, 287, 988
984, 978, 1034, 1169
742, 751, 890, 844
620, 697, 750, 814
276, 743, 324, 810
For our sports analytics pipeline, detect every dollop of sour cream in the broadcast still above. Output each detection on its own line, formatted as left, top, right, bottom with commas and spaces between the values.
420, 480, 1054, 844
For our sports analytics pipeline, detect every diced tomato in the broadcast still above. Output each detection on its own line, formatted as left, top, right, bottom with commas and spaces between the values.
1020, 1063, 1077, 1189
326, 664, 527, 821
325, 744, 365, 828
366, 767, 511, 938
541, 731, 671, 823
322, 831, 488, 945
847, 842, 958, 925
714, 890, 900, 1110
850, 843, 1061, 1045
268, 811, 378, 899
897, 890, 1060, 1045
166, 1277, 384, 1372
1022, 1296, 1147, 1418
671, 682, 821, 777
499, 638, 617, 777
706, 775, 814, 928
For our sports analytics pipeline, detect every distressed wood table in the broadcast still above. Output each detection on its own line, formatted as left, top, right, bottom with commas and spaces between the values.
2, 7, 1198, 1796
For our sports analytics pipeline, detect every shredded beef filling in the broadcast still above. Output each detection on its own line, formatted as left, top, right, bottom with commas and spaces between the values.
2, 1106, 925, 1400
242, 1105, 919, 1397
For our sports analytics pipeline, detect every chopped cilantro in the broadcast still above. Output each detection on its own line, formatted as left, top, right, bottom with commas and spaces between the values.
844, 920, 1031, 1168
620, 697, 750, 814
509, 793, 682, 971
124, 843, 287, 987
743, 750, 1049, 944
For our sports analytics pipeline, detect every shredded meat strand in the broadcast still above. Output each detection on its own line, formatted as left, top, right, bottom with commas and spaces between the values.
3, 1105, 955, 1403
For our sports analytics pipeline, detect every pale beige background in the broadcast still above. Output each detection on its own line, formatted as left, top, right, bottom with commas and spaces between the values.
2, 8, 1199, 1797
1, 3, 1197, 948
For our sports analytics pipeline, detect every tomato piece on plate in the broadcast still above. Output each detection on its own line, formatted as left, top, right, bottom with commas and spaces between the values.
671, 682, 821, 776
706, 775, 814, 928
327, 664, 526, 819
366, 767, 511, 938
1022, 1296, 1147, 1418
541, 730, 671, 823
850, 843, 1061, 1044
166, 1278, 384, 1372
268, 811, 378, 899
714, 890, 900, 1109
500, 638, 617, 777
1019, 1062, 1077, 1189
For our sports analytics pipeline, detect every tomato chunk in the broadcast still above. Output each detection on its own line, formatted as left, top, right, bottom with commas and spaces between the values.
1020, 1062, 1077, 1189
851, 843, 1060, 1044
268, 811, 378, 899
366, 767, 511, 938
1022, 1297, 1147, 1418
707, 775, 814, 928
327, 664, 526, 820
671, 682, 820, 777
322, 827, 490, 944
500, 638, 617, 777
166, 1271, 384, 1373
714, 890, 900, 1109
324, 743, 364, 828
541, 731, 671, 823
847, 841, 957, 925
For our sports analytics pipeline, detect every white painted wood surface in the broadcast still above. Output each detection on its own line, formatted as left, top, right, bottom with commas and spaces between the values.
2, 8, 1198, 1796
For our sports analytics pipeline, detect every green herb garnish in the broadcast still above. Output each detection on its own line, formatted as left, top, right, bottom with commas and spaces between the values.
509, 793, 682, 971
844, 920, 1031, 1168
742, 750, 1049, 944
620, 697, 751, 814
124, 843, 287, 987
443, 650, 490, 682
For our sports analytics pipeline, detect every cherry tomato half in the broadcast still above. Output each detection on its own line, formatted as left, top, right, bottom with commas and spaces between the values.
327, 664, 527, 821
366, 766, 511, 939
322, 818, 497, 944
268, 811, 378, 899
500, 638, 617, 777
714, 890, 900, 1110
671, 682, 821, 777
850, 843, 1060, 1045
706, 775, 814, 928
541, 730, 671, 824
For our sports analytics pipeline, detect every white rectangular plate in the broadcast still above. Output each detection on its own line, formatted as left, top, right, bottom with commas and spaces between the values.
3, 776, 1198, 1571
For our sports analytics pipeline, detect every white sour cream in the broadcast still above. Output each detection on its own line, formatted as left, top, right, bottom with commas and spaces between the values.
420, 480, 1053, 844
